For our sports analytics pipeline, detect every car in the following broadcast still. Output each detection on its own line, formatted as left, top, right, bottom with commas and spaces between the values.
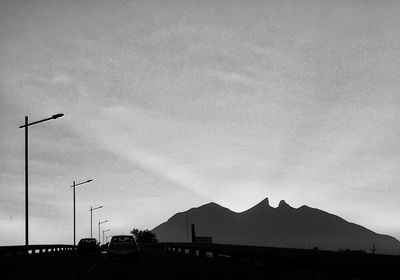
107, 235, 139, 259
100, 243, 109, 253
77, 238, 100, 255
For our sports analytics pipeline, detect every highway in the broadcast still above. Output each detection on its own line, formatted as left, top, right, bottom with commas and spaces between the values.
1, 248, 270, 280
2, 246, 397, 279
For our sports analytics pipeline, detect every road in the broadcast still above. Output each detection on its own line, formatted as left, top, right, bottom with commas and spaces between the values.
3, 247, 376, 280
2, 248, 271, 280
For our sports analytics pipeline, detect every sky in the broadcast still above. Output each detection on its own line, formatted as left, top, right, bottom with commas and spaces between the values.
1, 0, 400, 246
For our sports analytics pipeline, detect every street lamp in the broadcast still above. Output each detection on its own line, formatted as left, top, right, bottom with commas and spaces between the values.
98, 220, 108, 244
19, 113, 64, 247
102, 229, 111, 244
70, 179, 93, 246
89, 206, 103, 238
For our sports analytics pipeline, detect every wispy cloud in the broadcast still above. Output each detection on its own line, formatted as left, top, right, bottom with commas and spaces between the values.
75, 105, 211, 198
1, 0, 400, 245
208, 70, 261, 84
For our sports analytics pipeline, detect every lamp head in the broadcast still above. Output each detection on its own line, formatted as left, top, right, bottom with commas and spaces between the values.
52, 113, 64, 119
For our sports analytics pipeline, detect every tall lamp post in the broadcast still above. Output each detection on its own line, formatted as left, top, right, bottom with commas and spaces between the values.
19, 113, 64, 247
98, 220, 108, 244
89, 206, 103, 238
102, 229, 111, 244
70, 179, 93, 246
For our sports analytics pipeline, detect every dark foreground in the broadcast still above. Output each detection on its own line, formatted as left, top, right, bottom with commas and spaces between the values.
1, 247, 398, 280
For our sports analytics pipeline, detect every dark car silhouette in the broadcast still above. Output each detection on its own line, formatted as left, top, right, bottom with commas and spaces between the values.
108, 235, 139, 259
100, 243, 109, 253
77, 238, 100, 255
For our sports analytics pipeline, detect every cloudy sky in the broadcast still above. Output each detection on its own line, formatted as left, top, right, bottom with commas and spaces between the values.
1, 0, 400, 246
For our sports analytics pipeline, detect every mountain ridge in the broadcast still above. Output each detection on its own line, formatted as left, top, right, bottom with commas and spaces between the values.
152, 197, 400, 255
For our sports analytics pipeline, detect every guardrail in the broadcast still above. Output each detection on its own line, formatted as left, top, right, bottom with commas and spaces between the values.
0, 245, 76, 257
145, 242, 400, 278
145, 242, 351, 260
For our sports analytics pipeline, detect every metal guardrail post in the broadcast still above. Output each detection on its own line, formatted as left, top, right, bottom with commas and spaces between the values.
0, 245, 77, 258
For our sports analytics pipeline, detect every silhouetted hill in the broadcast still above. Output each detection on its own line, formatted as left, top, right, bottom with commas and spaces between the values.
152, 198, 400, 255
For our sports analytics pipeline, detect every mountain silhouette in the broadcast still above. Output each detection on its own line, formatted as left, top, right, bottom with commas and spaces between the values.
152, 198, 400, 255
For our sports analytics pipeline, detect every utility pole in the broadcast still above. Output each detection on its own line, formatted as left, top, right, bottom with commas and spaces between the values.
73, 181, 75, 245
19, 113, 64, 248
98, 220, 108, 244
370, 243, 376, 254
24, 116, 28, 247
89, 205, 103, 238
186, 215, 189, 242
70, 179, 92, 246
191, 224, 196, 243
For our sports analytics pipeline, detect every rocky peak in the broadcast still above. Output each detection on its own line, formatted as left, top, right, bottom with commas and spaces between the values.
278, 200, 292, 209
260, 197, 270, 206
